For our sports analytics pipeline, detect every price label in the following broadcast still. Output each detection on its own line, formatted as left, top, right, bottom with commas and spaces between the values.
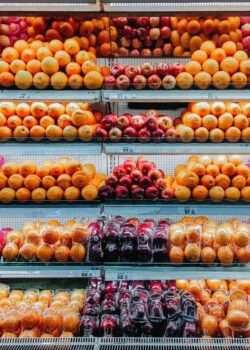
207, 92, 219, 99
115, 272, 131, 281
177, 207, 198, 215
18, 92, 31, 100
81, 270, 100, 278
122, 146, 134, 153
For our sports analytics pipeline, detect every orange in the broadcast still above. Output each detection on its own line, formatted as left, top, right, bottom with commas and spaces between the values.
75, 50, 90, 65
19, 161, 37, 177
232, 175, 246, 190
15, 70, 33, 90
211, 101, 226, 116
215, 174, 231, 189
20, 48, 36, 63
201, 174, 215, 189
240, 59, 250, 75
31, 102, 47, 118
241, 186, 250, 202
217, 245, 234, 265
40, 116, 55, 128
41, 175, 56, 189
218, 112, 233, 130
210, 48, 226, 63
192, 185, 208, 201
82, 60, 98, 75
236, 163, 250, 178
81, 184, 98, 200
15, 187, 31, 203
83, 71, 103, 90
47, 102, 65, 118
45, 125, 63, 141
24, 174, 41, 190
64, 186, 80, 201
0, 173, 8, 189
29, 40, 44, 52
202, 114, 217, 130
64, 39, 80, 55
16, 102, 30, 118
7, 115, 22, 130
234, 113, 249, 129
79, 20, 94, 36
187, 20, 201, 34
0, 61, 9, 73
41, 57, 59, 75
220, 57, 239, 74
176, 72, 193, 89
23, 116, 38, 129
13, 125, 29, 141
212, 71, 230, 89
70, 244, 86, 262
14, 39, 29, 53
49, 39, 64, 53
8, 174, 24, 190
9, 59, 26, 74
54, 245, 70, 262
46, 186, 64, 202
65, 62, 81, 76
174, 185, 191, 202
0, 188, 16, 204
2, 47, 19, 63
200, 41, 216, 55
222, 41, 237, 56
231, 72, 247, 89
225, 126, 241, 142
209, 186, 225, 202
184, 61, 201, 76
202, 59, 219, 75
242, 127, 250, 142
2, 162, 19, 176
226, 102, 241, 116
33, 72, 50, 90
51, 72, 68, 90
221, 162, 236, 177
36, 244, 54, 261
26, 59, 41, 75
193, 71, 212, 89
68, 74, 84, 90
206, 164, 220, 177
234, 50, 248, 63
36, 47, 52, 61
0, 72, 15, 88
54, 50, 71, 68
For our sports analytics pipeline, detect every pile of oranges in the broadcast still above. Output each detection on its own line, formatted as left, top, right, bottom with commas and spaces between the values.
0, 101, 102, 142
171, 16, 242, 57
0, 157, 106, 204
177, 101, 250, 143
177, 40, 250, 89
0, 38, 109, 90
0, 283, 85, 337
176, 279, 250, 338
169, 216, 250, 266
3, 220, 88, 263
168, 154, 250, 202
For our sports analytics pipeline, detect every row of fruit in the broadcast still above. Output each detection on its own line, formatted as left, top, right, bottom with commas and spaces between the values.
0, 101, 103, 142
88, 216, 250, 265
98, 155, 250, 203
0, 158, 105, 203
0, 39, 107, 90
0, 220, 88, 262
1, 155, 250, 203
1, 16, 244, 58
0, 283, 85, 337
81, 278, 250, 338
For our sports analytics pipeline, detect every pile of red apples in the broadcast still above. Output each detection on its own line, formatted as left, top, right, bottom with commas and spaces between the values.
104, 61, 184, 90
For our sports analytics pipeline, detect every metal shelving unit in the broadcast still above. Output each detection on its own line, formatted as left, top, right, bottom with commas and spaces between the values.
0, 90, 101, 102
102, 89, 250, 102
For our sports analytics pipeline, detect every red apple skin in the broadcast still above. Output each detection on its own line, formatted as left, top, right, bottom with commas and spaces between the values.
162, 75, 176, 90
161, 17, 171, 26
171, 62, 185, 77
113, 17, 128, 28
130, 169, 143, 184
119, 175, 132, 189
109, 127, 122, 142
144, 35, 153, 48
130, 115, 146, 130
95, 127, 108, 140
155, 38, 164, 48
160, 26, 171, 39
166, 128, 179, 143
133, 75, 147, 90
113, 165, 126, 179
145, 186, 160, 199
242, 23, 250, 37
146, 116, 158, 131
149, 17, 160, 27
141, 48, 152, 57
123, 25, 133, 39
117, 115, 130, 130
123, 126, 137, 142
138, 127, 151, 143
132, 38, 143, 49
163, 43, 173, 56
104, 75, 117, 90
116, 75, 130, 90
105, 174, 118, 187
111, 63, 125, 77
137, 17, 150, 27
131, 186, 144, 200
147, 74, 162, 90
141, 62, 155, 77
137, 27, 148, 40
152, 128, 165, 142
118, 47, 129, 57
130, 49, 140, 57
155, 178, 168, 191
161, 187, 174, 201
115, 185, 129, 199
125, 65, 140, 79
156, 62, 170, 78
153, 48, 163, 57
157, 116, 174, 130
123, 158, 136, 173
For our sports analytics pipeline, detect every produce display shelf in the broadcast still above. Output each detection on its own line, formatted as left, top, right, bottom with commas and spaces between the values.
0, 202, 102, 218
0, 0, 100, 13
104, 143, 250, 155
0, 265, 101, 278
103, 201, 250, 216
0, 90, 101, 102
103, 0, 250, 14
102, 89, 250, 102
0, 337, 248, 350
105, 265, 250, 281
0, 143, 102, 156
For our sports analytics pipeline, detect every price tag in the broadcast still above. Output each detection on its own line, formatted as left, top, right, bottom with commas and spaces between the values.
81, 270, 100, 278
18, 92, 31, 100
207, 92, 219, 99
122, 146, 134, 153
115, 272, 131, 281
177, 207, 198, 215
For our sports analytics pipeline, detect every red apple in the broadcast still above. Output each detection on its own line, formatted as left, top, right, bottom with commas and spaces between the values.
137, 27, 147, 40
241, 17, 250, 25
111, 63, 125, 77
132, 38, 142, 49
130, 169, 143, 184
130, 49, 140, 57
242, 23, 250, 37
123, 25, 133, 39
157, 116, 173, 130
145, 186, 160, 199
160, 26, 171, 39
145, 116, 158, 131
138, 127, 151, 143
95, 127, 108, 140
123, 126, 137, 142
149, 28, 160, 40
103, 75, 116, 90
109, 127, 122, 142
155, 178, 168, 191
123, 158, 136, 173
113, 165, 126, 179
113, 17, 128, 28
149, 17, 160, 27
161, 17, 171, 26
100, 114, 118, 131
163, 43, 173, 56
117, 115, 130, 130
130, 114, 146, 130
141, 62, 155, 77
146, 109, 158, 118
138, 160, 156, 174
153, 48, 163, 57
118, 47, 129, 57
133, 75, 147, 90
155, 38, 164, 48
116, 75, 130, 90
156, 62, 170, 78
166, 128, 179, 143
141, 48, 152, 57
171, 62, 185, 76
119, 175, 132, 188
115, 185, 129, 199
162, 75, 176, 90
148, 169, 162, 182
152, 128, 164, 142
137, 17, 150, 27
125, 65, 140, 79
131, 186, 144, 199
147, 74, 162, 89
161, 187, 174, 201
139, 176, 152, 189
144, 35, 153, 47
105, 174, 118, 187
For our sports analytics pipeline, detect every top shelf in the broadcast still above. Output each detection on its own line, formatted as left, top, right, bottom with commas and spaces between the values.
2, 0, 250, 14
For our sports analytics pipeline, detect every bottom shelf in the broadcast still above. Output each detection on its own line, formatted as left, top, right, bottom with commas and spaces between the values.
0, 337, 248, 349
